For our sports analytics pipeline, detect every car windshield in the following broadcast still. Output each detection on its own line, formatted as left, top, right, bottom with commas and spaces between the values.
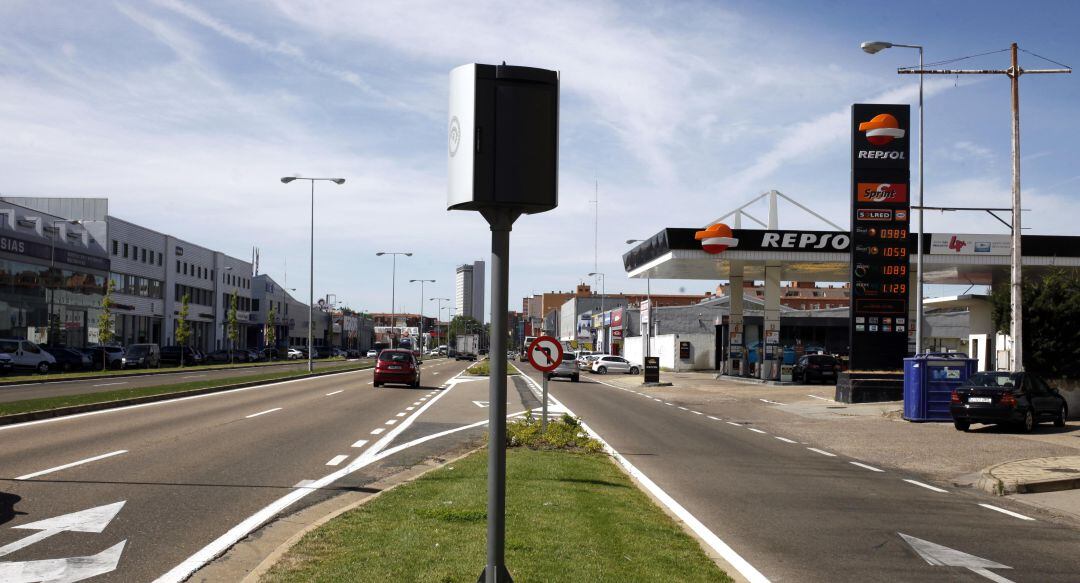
379, 351, 411, 363
807, 355, 835, 364
127, 346, 147, 356
966, 372, 1021, 389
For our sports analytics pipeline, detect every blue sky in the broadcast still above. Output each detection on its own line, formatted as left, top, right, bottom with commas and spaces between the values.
1, 0, 1077, 319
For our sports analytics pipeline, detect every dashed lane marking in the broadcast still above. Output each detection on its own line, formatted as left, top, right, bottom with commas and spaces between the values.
978, 503, 1035, 521
245, 408, 282, 419
370, 428, 385, 435
15, 450, 128, 480
903, 479, 948, 493
774, 437, 797, 444
747, 428, 767, 434
325, 390, 343, 396
406, 407, 415, 411
807, 447, 837, 457
326, 455, 348, 466
385, 419, 397, 425
396, 412, 406, 417
806, 394, 832, 402
759, 398, 786, 405
92, 381, 128, 387
850, 462, 885, 472
691, 411, 703, 415
678, 406, 688, 411
350, 439, 368, 448
707, 415, 721, 421
726, 421, 742, 427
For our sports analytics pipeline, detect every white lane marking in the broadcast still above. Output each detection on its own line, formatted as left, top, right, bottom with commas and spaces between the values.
412, 402, 421, 406
293, 479, 315, 488
385, 419, 397, 425
707, 415, 721, 421
325, 390, 344, 396
16, 450, 128, 480
759, 398, 786, 405
245, 407, 282, 419
665, 403, 675, 407
726, 421, 742, 427
350, 439, 368, 448
92, 381, 128, 387
182, 374, 207, 379
367, 381, 374, 385
433, 372, 439, 375
396, 412, 406, 417
691, 411, 703, 415
0, 541, 126, 582
653, 398, 662, 402
419, 397, 427, 401
807, 447, 837, 457
0, 367, 373, 433
806, 394, 832, 401
903, 479, 948, 493
850, 461, 885, 472
325, 455, 348, 466
774, 436, 797, 444
405, 406, 415, 411
517, 372, 770, 583
0, 501, 125, 557
370, 428, 385, 435
747, 428, 767, 434
677, 406, 688, 411
899, 533, 1015, 582
978, 504, 1035, 521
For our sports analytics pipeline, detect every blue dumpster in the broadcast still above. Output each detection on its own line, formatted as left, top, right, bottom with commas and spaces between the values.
903, 353, 978, 421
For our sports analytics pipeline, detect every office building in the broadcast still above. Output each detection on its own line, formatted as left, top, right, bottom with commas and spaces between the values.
455, 261, 485, 322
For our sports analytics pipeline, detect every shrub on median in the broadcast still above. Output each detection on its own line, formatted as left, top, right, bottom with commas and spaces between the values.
506, 413, 604, 453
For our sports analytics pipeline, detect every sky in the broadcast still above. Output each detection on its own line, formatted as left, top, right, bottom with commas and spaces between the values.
1, 0, 1077, 321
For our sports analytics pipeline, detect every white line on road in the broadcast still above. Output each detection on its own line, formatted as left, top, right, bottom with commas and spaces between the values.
325, 390, 343, 396
759, 398, 786, 405
691, 411, 703, 415
978, 504, 1034, 521
325, 455, 348, 466
412, 402, 421, 406
726, 421, 742, 426
665, 402, 675, 406
16, 450, 128, 480
903, 479, 948, 493
350, 439, 368, 448
807, 447, 837, 457
850, 462, 884, 472
747, 428, 767, 434
370, 428, 385, 435
92, 381, 128, 387
653, 398, 662, 402
293, 479, 315, 488
396, 412, 406, 417
182, 374, 207, 379
405, 407, 415, 411
244, 408, 281, 419
678, 406, 688, 411
707, 415, 721, 421
806, 394, 832, 402
367, 381, 374, 385
774, 437, 797, 444
385, 419, 397, 425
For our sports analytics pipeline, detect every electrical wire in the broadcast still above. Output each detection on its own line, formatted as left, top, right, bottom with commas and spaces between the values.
1018, 48, 1072, 70
898, 47, 1011, 70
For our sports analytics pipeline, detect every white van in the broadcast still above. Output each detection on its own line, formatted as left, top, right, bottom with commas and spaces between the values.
0, 339, 57, 374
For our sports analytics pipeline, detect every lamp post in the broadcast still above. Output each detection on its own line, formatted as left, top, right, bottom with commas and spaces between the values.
626, 239, 653, 358
861, 41, 925, 356
281, 176, 345, 372
376, 252, 412, 348
431, 297, 450, 356
409, 279, 435, 353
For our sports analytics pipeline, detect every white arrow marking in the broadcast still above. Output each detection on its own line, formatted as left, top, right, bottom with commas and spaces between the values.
472, 400, 489, 408
0, 540, 126, 583
899, 533, 1014, 583
0, 502, 126, 558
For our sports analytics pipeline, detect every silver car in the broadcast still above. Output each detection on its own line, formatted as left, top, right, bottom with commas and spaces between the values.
591, 355, 640, 375
545, 354, 580, 382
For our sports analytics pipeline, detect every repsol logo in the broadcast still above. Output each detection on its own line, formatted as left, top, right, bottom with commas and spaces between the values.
761, 232, 850, 250
0, 237, 26, 254
857, 150, 906, 160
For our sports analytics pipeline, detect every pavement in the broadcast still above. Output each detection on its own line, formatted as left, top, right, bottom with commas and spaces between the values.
535, 366, 1080, 582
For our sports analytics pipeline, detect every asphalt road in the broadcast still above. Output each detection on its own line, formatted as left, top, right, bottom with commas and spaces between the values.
0, 357, 513, 582
531, 368, 1080, 583
0, 359, 376, 405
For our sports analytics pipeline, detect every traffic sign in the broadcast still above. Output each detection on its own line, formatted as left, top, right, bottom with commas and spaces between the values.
527, 336, 563, 373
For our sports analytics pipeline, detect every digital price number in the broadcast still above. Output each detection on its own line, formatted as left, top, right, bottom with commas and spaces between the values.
879, 228, 906, 239
882, 264, 907, 277
882, 246, 907, 258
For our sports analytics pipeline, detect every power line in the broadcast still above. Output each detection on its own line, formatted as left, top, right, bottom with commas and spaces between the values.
900, 47, 1010, 70
1018, 48, 1072, 70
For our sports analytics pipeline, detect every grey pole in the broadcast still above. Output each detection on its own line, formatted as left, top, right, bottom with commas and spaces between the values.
482, 208, 517, 583
916, 45, 925, 357
308, 179, 314, 373
391, 254, 396, 348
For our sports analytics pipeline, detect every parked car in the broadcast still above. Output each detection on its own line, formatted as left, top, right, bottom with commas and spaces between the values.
83, 345, 124, 371
331, 348, 347, 358
591, 355, 639, 375
792, 354, 839, 384
0, 339, 58, 373
261, 347, 280, 361
245, 349, 263, 362
373, 349, 420, 388
578, 354, 602, 371
160, 345, 200, 366
313, 346, 333, 359
44, 347, 92, 372
287, 347, 304, 360
122, 343, 161, 369
365, 349, 378, 358
0, 352, 13, 374
544, 354, 580, 382
950, 371, 1068, 433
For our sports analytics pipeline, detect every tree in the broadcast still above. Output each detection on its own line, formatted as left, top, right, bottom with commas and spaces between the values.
227, 290, 239, 365
176, 293, 191, 367
97, 278, 115, 371
990, 269, 1080, 379
265, 305, 277, 357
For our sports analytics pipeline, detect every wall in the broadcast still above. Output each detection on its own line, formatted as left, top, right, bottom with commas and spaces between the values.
625, 333, 716, 371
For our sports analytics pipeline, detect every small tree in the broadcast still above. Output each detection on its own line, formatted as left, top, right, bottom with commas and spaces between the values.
227, 290, 239, 365
176, 293, 191, 367
990, 269, 1080, 378
263, 304, 276, 356
97, 279, 115, 371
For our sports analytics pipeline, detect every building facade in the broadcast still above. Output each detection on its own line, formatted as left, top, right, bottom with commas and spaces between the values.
455, 261, 485, 322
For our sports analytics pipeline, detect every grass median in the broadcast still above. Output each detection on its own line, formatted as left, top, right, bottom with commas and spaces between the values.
0, 361, 373, 418
262, 416, 731, 583
464, 360, 519, 376
0, 356, 361, 385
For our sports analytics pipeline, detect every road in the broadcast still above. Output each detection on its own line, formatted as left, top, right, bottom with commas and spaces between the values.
528, 367, 1080, 583
0, 359, 375, 405
0, 357, 536, 582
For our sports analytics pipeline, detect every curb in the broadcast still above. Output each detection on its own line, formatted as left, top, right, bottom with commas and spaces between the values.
0, 364, 373, 426
977, 456, 1080, 496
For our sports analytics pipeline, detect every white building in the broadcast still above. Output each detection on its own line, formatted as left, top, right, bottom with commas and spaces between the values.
455, 261, 485, 322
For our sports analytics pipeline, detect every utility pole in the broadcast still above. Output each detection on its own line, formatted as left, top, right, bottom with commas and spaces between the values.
410, 279, 435, 352
899, 43, 1070, 371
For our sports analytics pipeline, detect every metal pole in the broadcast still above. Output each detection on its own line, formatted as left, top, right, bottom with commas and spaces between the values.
483, 209, 515, 583
308, 180, 314, 373
391, 254, 396, 349
541, 376, 549, 433
418, 281, 425, 352
1009, 42, 1023, 372
916, 45, 925, 357
645, 275, 651, 358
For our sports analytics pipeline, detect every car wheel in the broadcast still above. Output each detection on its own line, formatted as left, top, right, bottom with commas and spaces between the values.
37, 361, 50, 374
373, 381, 382, 388
1020, 408, 1036, 433
953, 420, 970, 432
597, 366, 607, 374
630, 366, 640, 375
412, 380, 420, 389
1054, 403, 1068, 428
572, 375, 579, 382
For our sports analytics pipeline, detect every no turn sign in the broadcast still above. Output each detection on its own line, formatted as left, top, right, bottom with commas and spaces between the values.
527, 336, 563, 373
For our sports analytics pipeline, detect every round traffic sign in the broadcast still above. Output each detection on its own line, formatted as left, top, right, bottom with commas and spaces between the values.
527, 336, 563, 373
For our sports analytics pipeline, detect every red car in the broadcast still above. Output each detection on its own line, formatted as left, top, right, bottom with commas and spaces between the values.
373, 349, 421, 388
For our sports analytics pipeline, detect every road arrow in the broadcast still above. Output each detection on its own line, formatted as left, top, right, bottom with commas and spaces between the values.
899, 533, 1015, 582
0, 502, 126, 558
0, 540, 126, 583
472, 400, 489, 408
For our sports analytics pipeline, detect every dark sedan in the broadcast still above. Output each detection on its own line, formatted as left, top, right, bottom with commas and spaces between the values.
44, 347, 92, 372
950, 371, 1068, 433
792, 354, 839, 384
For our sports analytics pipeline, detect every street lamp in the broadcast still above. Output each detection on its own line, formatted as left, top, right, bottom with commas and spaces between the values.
376, 252, 412, 348
861, 40, 925, 355
430, 297, 450, 356
281, 175, 345, 372
409, 279, 435, 353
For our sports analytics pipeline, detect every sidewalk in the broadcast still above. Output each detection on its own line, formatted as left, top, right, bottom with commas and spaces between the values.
588, 369, 1080, 524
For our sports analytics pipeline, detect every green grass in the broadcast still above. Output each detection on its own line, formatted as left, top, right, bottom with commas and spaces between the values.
0, 361, 372, 417
262, 434, 730, 582
0, 356, 360, 384
464, 360, 519, 376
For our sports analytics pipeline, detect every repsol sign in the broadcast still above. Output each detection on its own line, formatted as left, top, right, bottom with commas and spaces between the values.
732, 230, 850, 252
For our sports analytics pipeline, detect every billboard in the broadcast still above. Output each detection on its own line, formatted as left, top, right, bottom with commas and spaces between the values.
930, 234, 1010, 256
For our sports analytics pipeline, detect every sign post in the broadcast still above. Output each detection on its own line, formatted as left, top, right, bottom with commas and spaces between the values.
527, 336, 563, 432
449, 62, 559, 583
